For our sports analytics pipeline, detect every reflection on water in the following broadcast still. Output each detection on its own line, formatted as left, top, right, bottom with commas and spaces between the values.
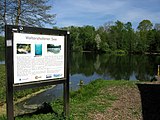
0, 51, 5, 64
19, 85, 63, 106
0, 61, 5, 64
70, 52, 160, 83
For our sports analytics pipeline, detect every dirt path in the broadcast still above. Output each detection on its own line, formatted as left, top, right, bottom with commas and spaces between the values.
89, 85, 142, 120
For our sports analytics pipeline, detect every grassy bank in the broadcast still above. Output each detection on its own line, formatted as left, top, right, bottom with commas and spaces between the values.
0, 79, 142, 120
0, 65, 6, 104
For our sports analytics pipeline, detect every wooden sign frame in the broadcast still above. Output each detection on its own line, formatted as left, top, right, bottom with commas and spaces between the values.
5, 25, 70, 120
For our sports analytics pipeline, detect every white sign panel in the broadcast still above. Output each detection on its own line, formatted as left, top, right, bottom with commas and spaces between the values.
13, 33, 65, 84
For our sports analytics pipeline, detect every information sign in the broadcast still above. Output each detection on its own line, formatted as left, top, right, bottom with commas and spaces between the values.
13, 33, 65, 84
5, 25, 70, 120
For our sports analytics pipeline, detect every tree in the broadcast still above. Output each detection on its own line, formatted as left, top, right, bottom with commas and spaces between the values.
79, 25, 95, 51
155, 30, 160, 52
137, 20, 153, 31
0, 0, 6, 31
154, 23, 160, 31
96, 26, 110, 52
108, 20, 124, 50
147, 30, 156, 52
0, 0, 55, 31
123, 22, 135, 52
108, 25, 117, 50
137, 20, 153, 52
66, 26, 83, 51
103, 21, 115, 31
115, 20, 124, 49
95, 34, 101, 50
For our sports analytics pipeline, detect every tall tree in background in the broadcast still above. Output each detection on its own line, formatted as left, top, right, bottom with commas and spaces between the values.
96, 26, 110, 52
123, 22, 135, 52
69, 26, 83, 51
137, 20, 153, 52
79, 26, 95, 51
0, 0, 55, 31
108, 20, 124, 50
137, 20, 153, 31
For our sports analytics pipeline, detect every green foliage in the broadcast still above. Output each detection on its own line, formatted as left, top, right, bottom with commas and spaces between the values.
79, 25, 96, 51
0, 65, 6, 103
137, 20, 153, 31
55, 79, 136, 120
65, 19, 160, 54
0, 36, 5, 51
113, 49, 127, 55
0, 115, 6, 120
69, 26, 83, 51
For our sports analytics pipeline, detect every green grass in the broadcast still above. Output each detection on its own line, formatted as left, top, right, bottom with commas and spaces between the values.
0, 76, 138, 120
0, 64, 6, 104
0, 65, 49, 104
67, 79, 136, 120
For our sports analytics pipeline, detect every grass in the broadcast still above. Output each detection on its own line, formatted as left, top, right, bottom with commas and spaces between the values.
0, 65, 49, 104
0, 64, 6, 104
0, 71, 140, 120
67, 80, 137, 120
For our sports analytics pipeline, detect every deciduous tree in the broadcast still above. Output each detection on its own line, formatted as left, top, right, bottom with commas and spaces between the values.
0, 0, 55, 32
137, 20, 153, 31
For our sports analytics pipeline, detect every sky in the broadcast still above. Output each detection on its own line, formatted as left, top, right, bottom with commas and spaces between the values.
49, 0, 160, 29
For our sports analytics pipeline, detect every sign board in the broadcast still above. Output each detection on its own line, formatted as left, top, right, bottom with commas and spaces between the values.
5, 25, 70, 120
13, 33, 65, 84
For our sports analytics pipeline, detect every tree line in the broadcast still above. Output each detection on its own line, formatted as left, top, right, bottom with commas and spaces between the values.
1, 19, 160, 54
64, 20, 160, 54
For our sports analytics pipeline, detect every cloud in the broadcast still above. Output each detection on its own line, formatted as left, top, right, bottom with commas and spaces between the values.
51, 0, 160, 28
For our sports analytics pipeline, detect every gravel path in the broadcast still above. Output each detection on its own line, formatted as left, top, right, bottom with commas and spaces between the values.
89, 85, 142, 120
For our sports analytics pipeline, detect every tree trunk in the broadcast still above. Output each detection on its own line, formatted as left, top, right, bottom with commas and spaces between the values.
15, 0, 21, 25
3, 0, 6, 24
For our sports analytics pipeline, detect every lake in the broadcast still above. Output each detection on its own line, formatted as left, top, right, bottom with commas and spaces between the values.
0, 52, 160, 105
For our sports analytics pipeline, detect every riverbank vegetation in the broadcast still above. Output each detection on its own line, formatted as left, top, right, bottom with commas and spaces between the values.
0, 36, 4, 51
0, 65, 5, 105
66, 20, 160, 54
0, 79, 142, 120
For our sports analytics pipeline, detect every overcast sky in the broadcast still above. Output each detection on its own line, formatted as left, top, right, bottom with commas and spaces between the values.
49, 0, 160, 29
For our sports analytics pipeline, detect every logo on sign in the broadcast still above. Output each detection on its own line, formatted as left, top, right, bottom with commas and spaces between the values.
46, 75, 52, 78
53, 74, 63, 77
35, 76, 42, 79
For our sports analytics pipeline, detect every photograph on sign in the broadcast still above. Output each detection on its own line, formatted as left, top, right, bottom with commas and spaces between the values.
13, 33, 65, 84
17, 44, 31, 54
